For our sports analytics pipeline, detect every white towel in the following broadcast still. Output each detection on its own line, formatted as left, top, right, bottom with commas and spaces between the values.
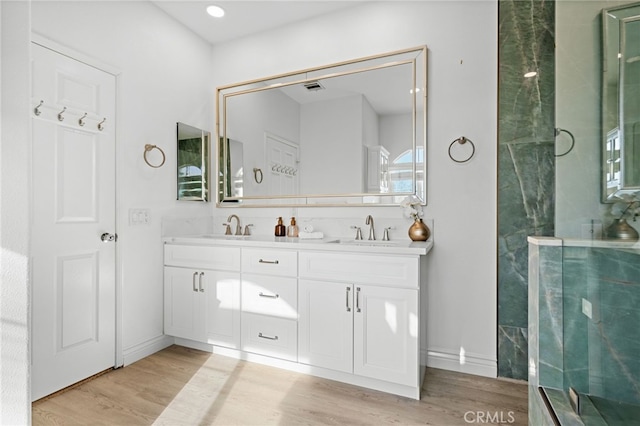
298, 231, 324, 239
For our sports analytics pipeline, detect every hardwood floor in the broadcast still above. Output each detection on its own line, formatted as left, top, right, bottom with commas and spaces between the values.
33, 345, 528, 425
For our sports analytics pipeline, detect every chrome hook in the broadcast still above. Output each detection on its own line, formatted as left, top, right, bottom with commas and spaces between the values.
78, 112, 88, 127
57, 106, 67, 122
97, 117, 106, 131
34, 100, 44, 116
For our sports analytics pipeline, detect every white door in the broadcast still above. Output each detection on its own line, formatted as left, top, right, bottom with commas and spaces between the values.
266, 133, 298, 196
353, 286, 419, 387
298, 279, 353, 373
31, 43, 117, 401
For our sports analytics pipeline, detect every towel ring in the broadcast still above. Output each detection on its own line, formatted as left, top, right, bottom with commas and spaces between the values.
448, 136, 475, 163
253, 167, 263, 184
554, 127, 575, 157
143, 144, 166, 168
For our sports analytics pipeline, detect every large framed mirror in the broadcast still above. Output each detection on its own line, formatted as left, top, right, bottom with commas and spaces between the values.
216, 46, 427, 207
177, 122, 210, 201
602, 2, 640, 202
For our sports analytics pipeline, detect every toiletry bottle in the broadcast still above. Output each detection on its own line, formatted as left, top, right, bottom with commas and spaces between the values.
287, 217, 299, 237
275, 217, 286, 237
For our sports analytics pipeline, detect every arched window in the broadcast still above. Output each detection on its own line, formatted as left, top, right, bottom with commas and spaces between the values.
390, 147, 424, 197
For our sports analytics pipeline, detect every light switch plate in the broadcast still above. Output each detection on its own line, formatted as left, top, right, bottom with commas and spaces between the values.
129, 208, 150, 225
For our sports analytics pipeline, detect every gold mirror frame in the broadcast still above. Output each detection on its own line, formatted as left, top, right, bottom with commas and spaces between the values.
216, 46, 427, 207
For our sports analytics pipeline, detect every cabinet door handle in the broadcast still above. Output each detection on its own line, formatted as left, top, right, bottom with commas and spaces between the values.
258, 332, 278, 341
199, 272, 204, 292
192, 272, 198, 292
356, 287, 361, 313
259, 292, 279, 299
258, 259, 279, 265
346, 286, 351, 312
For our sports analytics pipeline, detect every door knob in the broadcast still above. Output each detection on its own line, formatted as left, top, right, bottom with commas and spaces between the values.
100, 232, 117, 242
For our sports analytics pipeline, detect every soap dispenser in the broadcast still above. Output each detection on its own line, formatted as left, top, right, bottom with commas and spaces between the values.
287, 217, 299, 237
275, 217, 286, 237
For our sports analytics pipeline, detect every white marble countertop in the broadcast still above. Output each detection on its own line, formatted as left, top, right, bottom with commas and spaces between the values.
163, 234, 433, 256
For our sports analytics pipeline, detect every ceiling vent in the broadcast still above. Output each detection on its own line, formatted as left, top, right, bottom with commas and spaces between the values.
303, 81, 324, 91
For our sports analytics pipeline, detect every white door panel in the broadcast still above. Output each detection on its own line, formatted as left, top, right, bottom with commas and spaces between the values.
31, 43, 116, 401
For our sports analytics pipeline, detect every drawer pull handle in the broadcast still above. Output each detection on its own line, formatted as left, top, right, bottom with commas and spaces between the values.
259, 292, 279, 299
356, 287, 361, 313
258, 259, 279, 265
199, 272, 204, 292
192, 272, 198, 292
346, 287, 351, 312
258, 332, 278, 341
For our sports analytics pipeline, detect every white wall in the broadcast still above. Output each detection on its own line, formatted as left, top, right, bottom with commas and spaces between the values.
226, 88, 299, 197
300, 95, 363, 194
212, 1, 498, 376
0, 2, 31, 422
30, 1, 214, 362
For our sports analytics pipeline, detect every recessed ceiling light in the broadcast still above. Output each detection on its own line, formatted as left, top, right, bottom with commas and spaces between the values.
206, 5, 225, 18
524, 71, 538, 78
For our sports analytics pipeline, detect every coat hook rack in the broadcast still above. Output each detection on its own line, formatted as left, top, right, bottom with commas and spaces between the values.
448, 136, 476, 163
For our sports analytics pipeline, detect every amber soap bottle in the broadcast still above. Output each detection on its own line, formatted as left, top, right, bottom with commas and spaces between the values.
275, 217, 286, 237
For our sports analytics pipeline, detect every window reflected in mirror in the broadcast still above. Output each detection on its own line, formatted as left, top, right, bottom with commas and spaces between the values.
177, 122, 210, 201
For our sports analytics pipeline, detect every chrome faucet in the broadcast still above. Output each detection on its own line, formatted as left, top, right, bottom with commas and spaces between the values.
365, 215, 376, 240
227, 214, 242, 235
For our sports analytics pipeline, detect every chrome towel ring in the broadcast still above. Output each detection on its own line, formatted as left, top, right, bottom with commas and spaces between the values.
554, 127, 575, 157
253, 167, 263, 184
143, 144, 166, 168
448, 136, 476, 163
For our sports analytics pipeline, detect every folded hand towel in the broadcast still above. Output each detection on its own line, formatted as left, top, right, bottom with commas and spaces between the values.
298, 231, 324, 239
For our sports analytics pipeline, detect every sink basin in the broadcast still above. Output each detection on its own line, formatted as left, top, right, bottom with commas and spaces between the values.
337, 239, 404, 247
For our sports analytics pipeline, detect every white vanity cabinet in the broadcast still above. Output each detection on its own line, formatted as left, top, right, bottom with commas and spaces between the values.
163, 237, 430, 400
163, 245, 241, 348
240, 248, 298, 361
298, 251, 419, 388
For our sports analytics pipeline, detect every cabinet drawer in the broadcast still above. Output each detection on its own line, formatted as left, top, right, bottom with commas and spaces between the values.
299, 251, 418, 289
242, 274, 297, 319
242, 248, 297, 277
164, 244, 240, 271
241, 313, 297, 361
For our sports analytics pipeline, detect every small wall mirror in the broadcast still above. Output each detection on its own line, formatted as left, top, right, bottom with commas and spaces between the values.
217, 46, 427, 207
602, 2, 640, 202
177, 122, 210, 201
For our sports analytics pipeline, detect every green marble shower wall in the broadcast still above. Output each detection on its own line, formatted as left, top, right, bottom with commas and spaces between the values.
498, 0, 555, 379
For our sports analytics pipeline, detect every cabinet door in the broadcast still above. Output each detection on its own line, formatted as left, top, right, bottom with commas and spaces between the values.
298, 279, 353, 373
204, 270, 241, 349
353, 286, 418, 387
164, 267, 204, 341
